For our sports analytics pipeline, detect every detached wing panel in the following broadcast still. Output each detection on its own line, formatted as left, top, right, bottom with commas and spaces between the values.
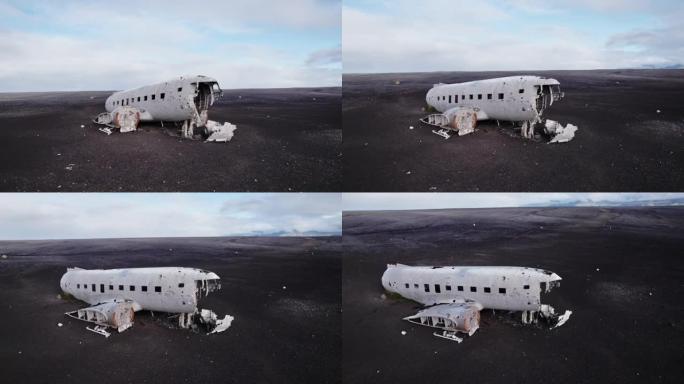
403, 302, 482, 336
65, 300, 136, 333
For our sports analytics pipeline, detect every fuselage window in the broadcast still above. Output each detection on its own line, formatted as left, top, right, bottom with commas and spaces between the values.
142, 286, 148, 292
109, 285, 113, 290
446, 285, 452, 291
160, 93, 165, 100
77, 284, 80, 289
155, 286, 162, 293
151, 94, 156, 100
178, 283, 185, 288
469, 94, 473, 100
455, 95, 458, 103
448, 95, 452, 103
487, 93, 492, 100
144, 95, 148, 101
519, 88, 524, 93
424, 284, 430, 293
498, 93, 504, 100
119, 285, 124, 291
461, 95, 465, 100
478, 94, 482, 100
413, 283, 419, 289
100, 284, 104, 293
434, 284, 441, 293
470, 286, 476, 292
457, 286, 463, 291
499, 287, 506, 294
484, 287, 491, 293
177, 87, 182, 92
91, 284, 96, 292
404, 283, 409, 289
523, 284, 530, 289
137, 97, 140, 102
130, 285, 135, 291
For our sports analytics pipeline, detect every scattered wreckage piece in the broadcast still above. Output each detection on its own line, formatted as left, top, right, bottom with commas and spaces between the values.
544, 119, 578, 144
87, 325, 111, 338
92, 75, 236, 142
420, 75, 578, 143
60, 267, 234, 337
382, 264, 572, 342
205, 120, 237, 142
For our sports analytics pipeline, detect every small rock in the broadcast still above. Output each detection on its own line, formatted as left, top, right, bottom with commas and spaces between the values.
80, 125, 85, 128
57, 323, 63, 327
282, 285, 287, 290
401, 330, 407, 335
1, 254, 7, 259
406, 171, 411, 175
596, 268, 600, 272
409, 126, 414, 130
656, 109, 661, 113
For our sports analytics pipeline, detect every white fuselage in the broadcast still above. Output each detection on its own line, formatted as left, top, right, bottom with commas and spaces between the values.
425, 76, 562, 122
60, 267, 220, 314
104, 75, 221, 122
381, 265, 562, 311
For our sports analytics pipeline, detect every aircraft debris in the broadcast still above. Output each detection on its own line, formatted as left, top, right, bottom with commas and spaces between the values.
57, 323, 63, 327
205, 120, 237, 142
544, 119, 578, 144
98, 128, 112, 135
93, 75, 236, 142
433, 330, 463, 343
421, 76, 577, 143
65, 164, 74, 171
60, 267, 233, 337
1, 254, 7, 259
401, 330, 407, 335
80, 124, 85, 128
382, 264, 572, 342
87, 325, 111, 338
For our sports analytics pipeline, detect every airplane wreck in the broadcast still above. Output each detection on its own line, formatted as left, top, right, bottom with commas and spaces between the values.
420, 76, 578, 143
93, 75, 237, 142
382, 264, 572, 343
60, 267, 234, 338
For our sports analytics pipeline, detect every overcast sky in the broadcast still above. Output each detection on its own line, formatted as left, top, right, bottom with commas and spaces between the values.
343, 0, 684, 73
0, 0, 341, 91
0, 193, 341, 240
343, 193, 684, 211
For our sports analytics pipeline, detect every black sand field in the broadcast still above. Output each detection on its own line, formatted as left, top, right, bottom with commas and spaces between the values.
342, 207, 684, 384
0, 87, 341, 192
343, 69, 684, 191
0, 236, 341, 384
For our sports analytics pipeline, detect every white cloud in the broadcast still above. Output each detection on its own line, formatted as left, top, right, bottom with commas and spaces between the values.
0, 193, 341, 240
343, 0, 684, 73
342, 193, 684, 211
0, 0, 341, 91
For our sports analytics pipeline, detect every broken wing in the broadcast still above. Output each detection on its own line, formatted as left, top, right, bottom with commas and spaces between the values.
403, 301, 483, 336
65, 300, 137, 333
